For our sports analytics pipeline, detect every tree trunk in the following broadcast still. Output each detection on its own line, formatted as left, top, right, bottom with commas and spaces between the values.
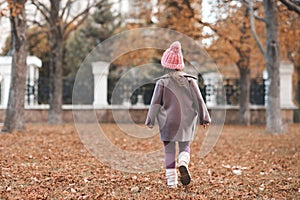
238, 67, 251, 126
48, 37, 63, 124
48, 0, 63, 124
237, 11, 251, 126
264, 0, 283, 133
2, 0, 27, 133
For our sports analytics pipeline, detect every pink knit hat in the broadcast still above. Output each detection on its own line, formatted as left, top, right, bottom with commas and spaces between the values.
161, 41, 184, 70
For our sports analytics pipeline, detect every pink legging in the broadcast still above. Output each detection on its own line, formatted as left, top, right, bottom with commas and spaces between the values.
163, 141, 190, 169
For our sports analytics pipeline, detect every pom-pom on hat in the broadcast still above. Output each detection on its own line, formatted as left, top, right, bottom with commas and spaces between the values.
161, 41, 184, 70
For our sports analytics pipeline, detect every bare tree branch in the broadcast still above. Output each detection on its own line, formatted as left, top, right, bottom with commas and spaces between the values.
60, 0, 74, 19
32, 0, 50, 13
64, 2, 73, 23
241, 0, 266, 22
198, 19, 240, 51
63, 14, 88, 39
279, 0, 300, 15
27, 19, 44, 27
254, 14, 266, 22
31, 0, 50, 22
64, 0, 95, 31
248, 0, 266, 56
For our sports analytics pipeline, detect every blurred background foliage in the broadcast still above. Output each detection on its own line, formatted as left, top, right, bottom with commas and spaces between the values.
0, 0, 299, 119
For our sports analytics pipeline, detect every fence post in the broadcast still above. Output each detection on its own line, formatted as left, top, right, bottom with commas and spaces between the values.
264, 60, 296, 108
279, 60, 296, 108
2, 71, 10, 108
92, 61, 109, 107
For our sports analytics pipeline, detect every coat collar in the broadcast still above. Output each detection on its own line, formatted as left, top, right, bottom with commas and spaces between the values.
154, 72, 198, 81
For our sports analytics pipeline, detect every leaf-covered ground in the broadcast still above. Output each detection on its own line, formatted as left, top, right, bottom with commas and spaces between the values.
1, 124, 299, 199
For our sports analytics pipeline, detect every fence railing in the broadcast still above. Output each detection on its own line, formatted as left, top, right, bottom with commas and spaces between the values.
32, 76, 266, 107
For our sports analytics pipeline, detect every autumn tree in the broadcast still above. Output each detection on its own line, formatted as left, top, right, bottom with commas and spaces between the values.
155, 0, 203, 39
197, 1, 266, 125
277, 3, 300, 121
30, 0, 101, 124
262, 0, 284, 133
116, 0, 205, 67
204, 0, 299, 129
277, 3, 300, 63
109, 0, 161, 67
245, 0, 299, 133
1, 0, 28, 133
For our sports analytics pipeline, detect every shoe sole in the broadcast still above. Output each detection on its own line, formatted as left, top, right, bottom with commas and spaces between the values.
179, 165, 191, 185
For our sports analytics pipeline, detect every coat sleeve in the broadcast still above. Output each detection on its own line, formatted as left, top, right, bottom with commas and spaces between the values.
145, 80, 164, 127
190, 79, 211, 124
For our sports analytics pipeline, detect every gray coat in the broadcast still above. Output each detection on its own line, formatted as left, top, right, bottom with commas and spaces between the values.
145, 72, 211, 142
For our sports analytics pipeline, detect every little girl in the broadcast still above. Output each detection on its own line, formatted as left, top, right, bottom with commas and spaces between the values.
145, 41, 211, 188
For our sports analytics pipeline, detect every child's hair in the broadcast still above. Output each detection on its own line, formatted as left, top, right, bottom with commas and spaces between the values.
164, 68, 187, 87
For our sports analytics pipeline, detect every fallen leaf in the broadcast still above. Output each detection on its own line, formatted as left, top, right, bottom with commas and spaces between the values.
70, 188, 76, 193
232, 169, 242, 176
131, 186, 139, 193
222, 164, 231, 169
259, 184, 265, 191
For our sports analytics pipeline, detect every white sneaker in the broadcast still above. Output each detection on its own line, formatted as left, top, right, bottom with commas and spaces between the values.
166, 168, 178, 188
178, 152, 191, 185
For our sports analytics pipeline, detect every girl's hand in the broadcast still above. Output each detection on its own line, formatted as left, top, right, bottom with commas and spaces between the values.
203, 123, 210, 129
146, 124, 154, 129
